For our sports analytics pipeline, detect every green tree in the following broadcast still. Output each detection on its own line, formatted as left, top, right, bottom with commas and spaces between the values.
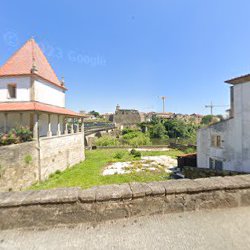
201, 115, 213, 125
163, 119, 198, 139
95, 135, 120, 146
201, 115, 221, 125
88, 110, 100, 117
151, 122, 167, 139
122, 131, 151, 146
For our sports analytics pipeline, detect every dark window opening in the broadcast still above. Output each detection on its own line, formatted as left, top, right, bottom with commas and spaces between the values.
8, 84, 16, 98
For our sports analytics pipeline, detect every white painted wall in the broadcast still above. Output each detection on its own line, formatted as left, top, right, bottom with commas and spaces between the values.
0, 76, 30, 102
34, 79, 65, 107
197, 81, 250, 173
39, 114, 65, 137
0, 76, 65, 108
0, 112, 31, 132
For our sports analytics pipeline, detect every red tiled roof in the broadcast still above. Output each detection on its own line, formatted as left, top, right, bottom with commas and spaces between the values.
0, 38, 66, 90
225, 74, 250, 85
0, 102, 84, 117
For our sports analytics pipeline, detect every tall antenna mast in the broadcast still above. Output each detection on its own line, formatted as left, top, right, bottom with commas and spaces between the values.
159, 96, 166, 113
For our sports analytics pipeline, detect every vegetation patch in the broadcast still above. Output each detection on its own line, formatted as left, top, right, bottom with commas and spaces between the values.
0, 127, 32, 146
24, 155, 32, 165
30, 148, 184, 190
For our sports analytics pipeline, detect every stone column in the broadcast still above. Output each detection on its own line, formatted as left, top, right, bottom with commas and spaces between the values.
64, 118, 68, 135
81, 118, 84, 133
76, 123, 79, 133
47, 114, 52, 137
33, 113, 39, 139
3, 113, 8, 133
71, 118, 74, 134
57, 115, 61, 136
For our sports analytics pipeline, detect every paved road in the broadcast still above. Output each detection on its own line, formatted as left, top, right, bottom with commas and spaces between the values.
1, 207, 250, 250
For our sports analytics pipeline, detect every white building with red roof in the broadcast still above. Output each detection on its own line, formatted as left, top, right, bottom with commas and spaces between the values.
0, 38, 83, 137
197, 74, 250, 173
0, 38, 85, 191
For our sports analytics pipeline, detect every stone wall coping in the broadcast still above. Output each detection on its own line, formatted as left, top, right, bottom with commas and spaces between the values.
39, 132, 84, 141
0, 140, 36, 150
0, 175, 250, 208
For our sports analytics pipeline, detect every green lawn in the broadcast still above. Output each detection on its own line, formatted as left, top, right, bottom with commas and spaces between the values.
30, 148, 184, 190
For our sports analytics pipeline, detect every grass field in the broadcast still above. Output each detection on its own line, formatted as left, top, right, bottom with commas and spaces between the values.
30, 148, 184, 190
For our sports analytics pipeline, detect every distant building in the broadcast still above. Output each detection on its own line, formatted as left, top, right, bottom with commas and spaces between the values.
102, 113, 114, 122
197, 74, 250, 173
114, 104, 141, 129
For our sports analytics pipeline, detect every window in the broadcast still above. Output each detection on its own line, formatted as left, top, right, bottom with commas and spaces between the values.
209, 158, 223, 171
211, 135, 221, 148
7, 84, 16, 99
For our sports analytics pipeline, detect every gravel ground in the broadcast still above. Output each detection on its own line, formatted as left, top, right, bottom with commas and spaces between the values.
103, 156, 177, 175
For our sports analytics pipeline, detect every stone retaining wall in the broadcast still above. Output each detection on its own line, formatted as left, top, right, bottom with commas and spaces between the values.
0, 141, 38, 192
0, 133, 85, 192
1, 175, 250, 230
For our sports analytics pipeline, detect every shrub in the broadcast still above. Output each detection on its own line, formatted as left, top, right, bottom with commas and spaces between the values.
130, 149, 141, 158
95, 135, 120, 146
55, 170, 61, 175
113, 150, 126, 159
184, 147, 196, 154
15, 127, 33, 142
0, 127, 33, 146
121, 128, 139, 135
122, 131, 151, 147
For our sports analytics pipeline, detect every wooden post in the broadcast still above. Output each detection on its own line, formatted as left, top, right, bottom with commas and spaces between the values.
47, 114, 52, 137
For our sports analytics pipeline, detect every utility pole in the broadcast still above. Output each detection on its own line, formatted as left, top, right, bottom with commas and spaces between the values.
205, 101, 229, 115
159, 96, 166, 113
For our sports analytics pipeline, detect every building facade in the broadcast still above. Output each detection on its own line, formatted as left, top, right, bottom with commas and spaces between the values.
0, 38, 85, 191
197, 74, 250, 173
114, 104, 141, 129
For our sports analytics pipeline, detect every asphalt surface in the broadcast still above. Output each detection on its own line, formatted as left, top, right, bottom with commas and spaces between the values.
1, 207, 250, 250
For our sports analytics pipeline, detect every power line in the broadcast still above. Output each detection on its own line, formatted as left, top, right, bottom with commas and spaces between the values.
205, 101, 229, 115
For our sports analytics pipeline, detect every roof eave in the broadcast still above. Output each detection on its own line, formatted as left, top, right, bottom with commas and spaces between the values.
225, 74, 250, 85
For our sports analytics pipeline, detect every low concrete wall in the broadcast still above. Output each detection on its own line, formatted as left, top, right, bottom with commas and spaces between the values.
0, 175, 250, 230
0, 133, 85, 192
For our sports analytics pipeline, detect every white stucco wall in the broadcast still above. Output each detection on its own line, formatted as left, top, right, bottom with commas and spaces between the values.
198, 81, 250, 173
39, 114, 65, 137
0, 76, 30, 102
34, 79, 65, 107
0, 112, 31, 132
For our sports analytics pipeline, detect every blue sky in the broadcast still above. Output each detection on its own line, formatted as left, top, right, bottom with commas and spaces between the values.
1, 0, 250, 115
